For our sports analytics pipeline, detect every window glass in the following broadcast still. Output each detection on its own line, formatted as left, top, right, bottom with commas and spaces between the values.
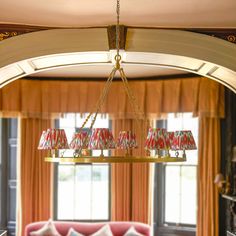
57, 113, 110, 220
164, 113, 198, 225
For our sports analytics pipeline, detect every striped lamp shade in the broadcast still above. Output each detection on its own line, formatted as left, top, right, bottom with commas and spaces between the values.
38, 128, 69, 150
70, 131, 89, 149
88, 128, 116, 150
145, 128, 170, 150
171, 130, 197, 150
117, 131, 138, 149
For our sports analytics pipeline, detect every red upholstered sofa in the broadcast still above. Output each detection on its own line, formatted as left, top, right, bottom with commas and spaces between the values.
25, 221, 150, 236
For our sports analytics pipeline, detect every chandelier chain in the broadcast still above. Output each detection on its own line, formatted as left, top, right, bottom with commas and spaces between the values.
116, 0, 120, 57
119, 69, 144, 119
119, 68, 149, 142
70, 68, 116, 155
81, 68, 116, 130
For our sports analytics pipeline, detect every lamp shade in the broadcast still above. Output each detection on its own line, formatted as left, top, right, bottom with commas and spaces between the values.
38, 130, 47, 149
70, 131, 89, 149
38, 128, 69, 150
168, 131, 174, 146
117, 131, 138, 149
171, 130, 197, 150
88, 128, 116, 150
145, 128, 170, 150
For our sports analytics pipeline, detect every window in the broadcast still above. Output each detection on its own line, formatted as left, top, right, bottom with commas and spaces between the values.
0, 119, 18, 236
55, 114, 110, 221
154, 113, 198, 235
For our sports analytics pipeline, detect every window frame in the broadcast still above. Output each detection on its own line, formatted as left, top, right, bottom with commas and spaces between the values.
53, 118, 111, 222
0, 119, 18, 236
153, 119, 197, 236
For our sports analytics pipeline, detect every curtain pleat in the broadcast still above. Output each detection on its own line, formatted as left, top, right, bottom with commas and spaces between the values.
111, 163, 132, 221
17, 118, 53, 236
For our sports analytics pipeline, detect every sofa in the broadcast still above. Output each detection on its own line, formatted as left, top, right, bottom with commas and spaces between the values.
25, 221, 150, 236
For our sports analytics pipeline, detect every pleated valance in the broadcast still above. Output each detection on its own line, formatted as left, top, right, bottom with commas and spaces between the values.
0, 76, 224, 119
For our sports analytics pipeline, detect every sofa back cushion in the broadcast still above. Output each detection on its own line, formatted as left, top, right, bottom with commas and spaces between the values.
25, 221, 150, 236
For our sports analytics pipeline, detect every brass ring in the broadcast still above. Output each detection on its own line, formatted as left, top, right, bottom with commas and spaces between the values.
115, 54, 121, 61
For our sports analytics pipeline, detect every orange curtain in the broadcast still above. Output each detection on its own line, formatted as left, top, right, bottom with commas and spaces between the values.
111, 119, 153, 224
197, 118, 221, 236
196, 78, 224, 236
17, 118, 53, 236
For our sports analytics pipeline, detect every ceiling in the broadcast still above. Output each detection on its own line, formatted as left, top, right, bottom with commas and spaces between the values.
0, 0, 235, 80
1, 0, 236, 28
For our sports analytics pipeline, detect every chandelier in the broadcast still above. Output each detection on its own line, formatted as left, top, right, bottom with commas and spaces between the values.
38, 0, 197, 164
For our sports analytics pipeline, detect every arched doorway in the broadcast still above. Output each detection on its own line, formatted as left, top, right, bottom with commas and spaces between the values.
0, 28, 235, 92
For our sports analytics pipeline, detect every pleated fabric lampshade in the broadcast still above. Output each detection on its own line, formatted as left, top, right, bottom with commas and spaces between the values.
38, 128, 69, 150
145, 128, 171, 157
171, 130, 197, 158
88, 128, 116, 156
171, 130, 197, 151
70, 131, 89, 150
117, 131, 138, 149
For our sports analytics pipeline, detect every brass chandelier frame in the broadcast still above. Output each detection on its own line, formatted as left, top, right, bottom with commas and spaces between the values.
45, 157, 186, 164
